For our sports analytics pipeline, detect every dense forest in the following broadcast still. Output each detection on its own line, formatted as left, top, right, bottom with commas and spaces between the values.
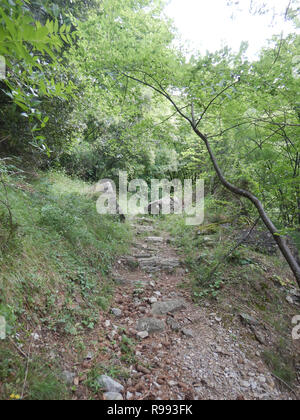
0, 0, 300, 401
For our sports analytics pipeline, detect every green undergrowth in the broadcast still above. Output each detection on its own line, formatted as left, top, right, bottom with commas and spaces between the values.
0, 170, 132, 399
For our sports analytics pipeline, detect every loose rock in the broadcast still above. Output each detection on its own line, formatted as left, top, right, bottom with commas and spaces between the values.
137, 331, 149, 339
181, 328, 194, 338
61, 371, 75, 386
146, 237, 164, 243
111, 308, 122, 317
240, 313, 259, 326
103, 392, 123, 400
136, 318, 165, 334
152, 299, 187, 315
167, 317, 180, 331
97, 375, 124, 393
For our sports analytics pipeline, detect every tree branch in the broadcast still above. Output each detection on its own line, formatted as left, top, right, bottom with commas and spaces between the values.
116, 70, 300, 286
195, 80, 239, 128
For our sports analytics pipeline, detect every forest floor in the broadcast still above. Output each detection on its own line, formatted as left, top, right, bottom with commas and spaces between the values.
90, 216, 299, 400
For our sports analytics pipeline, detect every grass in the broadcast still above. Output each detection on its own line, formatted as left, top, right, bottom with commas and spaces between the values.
0, 170, 132, 400
0, 345, 68, 400
263, 348, 296, 385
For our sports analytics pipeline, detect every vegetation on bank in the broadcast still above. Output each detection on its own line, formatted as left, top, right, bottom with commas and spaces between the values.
0, 170, 131, 399
158, 208, 299, 386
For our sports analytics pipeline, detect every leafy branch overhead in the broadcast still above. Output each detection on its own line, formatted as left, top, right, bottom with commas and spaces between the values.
0, 0, 75, 127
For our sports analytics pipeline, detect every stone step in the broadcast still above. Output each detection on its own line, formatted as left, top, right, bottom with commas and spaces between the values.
139, 256, 181, 273
145, 237, 164, 243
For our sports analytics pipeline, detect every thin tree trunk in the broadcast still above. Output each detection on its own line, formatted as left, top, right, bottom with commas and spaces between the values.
122, 72, 300, 287
193, 126, 300, 287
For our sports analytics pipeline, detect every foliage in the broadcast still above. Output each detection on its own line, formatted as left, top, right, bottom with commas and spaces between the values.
0, 170, 131, 336
0, 345, 68, 400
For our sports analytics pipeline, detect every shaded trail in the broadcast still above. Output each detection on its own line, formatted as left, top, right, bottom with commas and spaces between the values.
108, 217, 294, 400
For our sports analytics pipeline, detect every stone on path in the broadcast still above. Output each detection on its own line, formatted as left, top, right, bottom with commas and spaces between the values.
152, 299, 187, 315
239, 313, 259, 326
167, 317, 180, 331
148, 297, 158, 303
251, 327, 267, 345
286, 288, 300, 305
133, 254, 154, 259
181, 328, 194, 338
139, 256, 181, 274
137, 331, 149, 339
136, 318, 166, 334
97, 375, 124, 393
103, 392, 123, 400
146, 237, 164, 243
112, 276, 129, 286
61, 370, 75, 385
111, 308, 122, 317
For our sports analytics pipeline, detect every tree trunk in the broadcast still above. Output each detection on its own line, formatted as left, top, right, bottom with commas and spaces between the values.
193, 126, 300, 288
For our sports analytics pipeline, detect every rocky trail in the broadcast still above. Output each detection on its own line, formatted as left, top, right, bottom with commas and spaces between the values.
99, 217, 295, 400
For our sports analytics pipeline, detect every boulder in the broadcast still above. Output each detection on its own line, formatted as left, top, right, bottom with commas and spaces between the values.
97, 375, 124, 393
152, 299, 187, 315
136, 318, 166, 334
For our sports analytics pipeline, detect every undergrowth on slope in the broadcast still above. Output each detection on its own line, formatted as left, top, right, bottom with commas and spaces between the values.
0, 170, 132, 399
157, 198, 299, 387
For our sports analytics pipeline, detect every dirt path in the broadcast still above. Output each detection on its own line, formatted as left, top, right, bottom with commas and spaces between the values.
107, 217, 294, 400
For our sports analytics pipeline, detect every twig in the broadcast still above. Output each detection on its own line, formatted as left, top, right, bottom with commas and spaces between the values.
205, 217, 260, 282
195, 80, 239, 128
0, 175, 14, 244
21, 332, 35, 400
0, 135, 10, 144
271, 373, 298, 399
8, 337, 28, 359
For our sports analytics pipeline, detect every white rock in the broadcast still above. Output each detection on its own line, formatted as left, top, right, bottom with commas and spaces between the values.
85, 352, 94, 360
137, 331, 149, 339
31, 333, 40, 341
0, 316, 6, 340
240, 380, 251, 388
103, 392, 123, 400
97, 375, 124, 393
149, 297, 158, 304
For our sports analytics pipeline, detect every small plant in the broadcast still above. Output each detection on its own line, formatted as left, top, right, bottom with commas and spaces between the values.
120, 334, 136, 363
133, 282, 145, 296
